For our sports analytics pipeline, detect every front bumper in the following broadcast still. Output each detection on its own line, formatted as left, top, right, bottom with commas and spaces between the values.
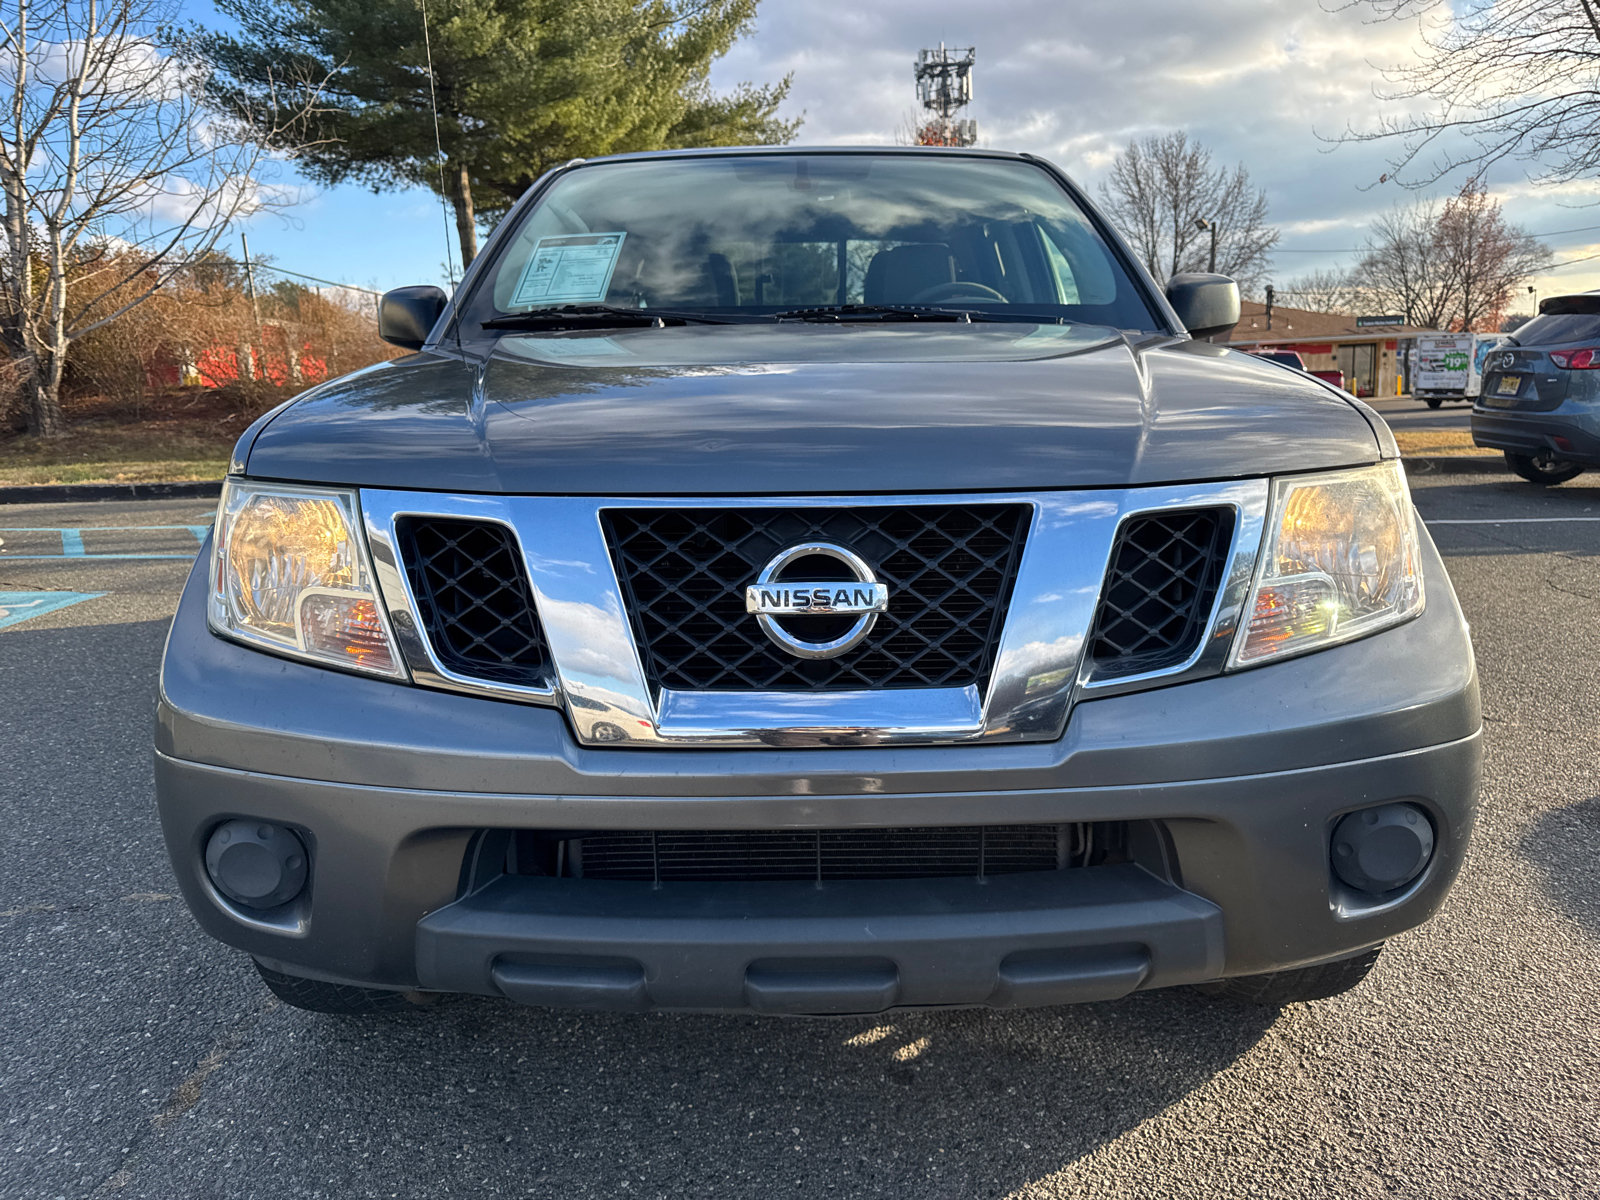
417, 867, 1222, 1012
155, 528, 1481, 1012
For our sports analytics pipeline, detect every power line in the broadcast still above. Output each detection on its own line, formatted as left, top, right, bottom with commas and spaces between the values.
419, 0, 459, 290
247, 262, 384, 297
1526, 222, 1600, 239
1545, 250, 1600, 271
1273, 221, 1600, 256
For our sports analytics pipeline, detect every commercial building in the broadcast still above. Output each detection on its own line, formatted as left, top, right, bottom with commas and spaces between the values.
1221, 301, 1435, 398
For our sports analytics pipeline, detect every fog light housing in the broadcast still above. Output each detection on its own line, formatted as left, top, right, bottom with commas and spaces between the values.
205, 820, 308, 910
1331, 803, 1434, 894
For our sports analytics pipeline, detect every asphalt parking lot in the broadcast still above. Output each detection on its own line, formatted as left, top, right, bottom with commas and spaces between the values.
1367, 395, 1473, 431
3, 470, 1599, 1199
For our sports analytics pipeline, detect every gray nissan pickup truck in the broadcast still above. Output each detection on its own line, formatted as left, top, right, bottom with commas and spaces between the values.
155, 147, 1480, 1017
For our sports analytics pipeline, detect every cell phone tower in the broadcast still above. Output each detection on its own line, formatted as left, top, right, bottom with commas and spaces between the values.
913, 44, 977, 147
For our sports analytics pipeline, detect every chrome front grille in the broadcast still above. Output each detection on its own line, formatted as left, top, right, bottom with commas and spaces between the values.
363, 481, 1269, 747
601, 504, 1030, 693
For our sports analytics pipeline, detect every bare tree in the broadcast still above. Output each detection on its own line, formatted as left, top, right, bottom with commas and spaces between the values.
1348, 199, 1455, 329
1348, 181, 1550, 329
0, 0, 321, 437
1434, 180, 1552, 330
1333, 0, 1600, 190
1275, 267, 1367, 315
1097, 132, 1280, 295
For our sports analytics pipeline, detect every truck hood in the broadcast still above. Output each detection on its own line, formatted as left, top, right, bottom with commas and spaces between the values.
242, 323, 1382, 494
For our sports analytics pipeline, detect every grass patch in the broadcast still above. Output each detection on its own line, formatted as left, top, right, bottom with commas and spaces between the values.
0, 459, 229, 485
1391, 429, 1494, 458
0, 426, 234, 467
0, 427, 233, 485
1, 389, 244, 486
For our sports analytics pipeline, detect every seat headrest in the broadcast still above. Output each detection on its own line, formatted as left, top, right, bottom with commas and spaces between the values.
863, 244, 956, 304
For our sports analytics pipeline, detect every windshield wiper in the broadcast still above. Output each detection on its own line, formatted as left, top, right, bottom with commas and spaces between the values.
773, 304, 1067, 324
775, 304, 969, 323
482, 304, 765, 330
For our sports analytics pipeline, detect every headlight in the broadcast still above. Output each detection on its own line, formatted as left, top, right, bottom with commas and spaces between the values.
1229, 460, 1424, 668
208, 480, 404, 678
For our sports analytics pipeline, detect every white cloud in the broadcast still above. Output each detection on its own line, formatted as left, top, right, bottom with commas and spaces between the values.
710, 0, 1600, 290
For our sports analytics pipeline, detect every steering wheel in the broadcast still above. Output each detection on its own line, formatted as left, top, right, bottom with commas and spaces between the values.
908, 281, 1009, 304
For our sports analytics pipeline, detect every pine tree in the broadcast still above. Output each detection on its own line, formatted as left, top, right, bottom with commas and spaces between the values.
196, 0, 800, 268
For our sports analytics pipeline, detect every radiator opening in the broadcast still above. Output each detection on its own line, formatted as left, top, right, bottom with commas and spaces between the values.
457, 822, 1173, 892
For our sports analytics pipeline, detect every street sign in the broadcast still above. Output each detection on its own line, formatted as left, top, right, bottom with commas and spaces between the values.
1356, 315, 1406, 327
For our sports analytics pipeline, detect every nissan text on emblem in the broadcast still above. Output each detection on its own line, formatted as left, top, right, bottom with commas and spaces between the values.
745, 542, 890, 660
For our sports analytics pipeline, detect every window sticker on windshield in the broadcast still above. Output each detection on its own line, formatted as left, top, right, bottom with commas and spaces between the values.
510, 233, 626, 307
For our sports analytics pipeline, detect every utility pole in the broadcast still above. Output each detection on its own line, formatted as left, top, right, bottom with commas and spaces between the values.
240, 234, 263, 382
240, 234, 263, 332
1265, 284, 1275, 331
1194, 217, 1218, 273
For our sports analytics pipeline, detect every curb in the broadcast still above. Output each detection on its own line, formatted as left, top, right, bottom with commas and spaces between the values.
1401, 456, 1505, 476
0, 479, 224, 505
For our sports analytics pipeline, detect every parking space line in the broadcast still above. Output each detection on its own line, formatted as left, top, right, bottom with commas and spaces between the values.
0, 525, 212, 532
0, 523, 209, 561
2, 554, 194, 560
1427, 518, 1600, 524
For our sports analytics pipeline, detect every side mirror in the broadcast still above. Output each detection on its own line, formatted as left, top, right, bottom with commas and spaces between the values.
1165, 273, 1240, 340
378, 285, 448, 350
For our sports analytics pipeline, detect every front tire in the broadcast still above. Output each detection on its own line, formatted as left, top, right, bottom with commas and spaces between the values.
1194, 945, 1383, 1005
254, 960, 433, 1015
1505, 451, 1584, 486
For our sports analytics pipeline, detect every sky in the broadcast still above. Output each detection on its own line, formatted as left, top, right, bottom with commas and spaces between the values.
221, 0, 1600, 308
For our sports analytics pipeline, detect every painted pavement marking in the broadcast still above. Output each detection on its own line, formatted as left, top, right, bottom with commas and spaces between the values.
0, 591, 107, 630
1426, 517, 1600, 525
0, 524, 207, 561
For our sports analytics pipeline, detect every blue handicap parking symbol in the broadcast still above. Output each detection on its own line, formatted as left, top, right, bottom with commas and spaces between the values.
0, 591, 106, 630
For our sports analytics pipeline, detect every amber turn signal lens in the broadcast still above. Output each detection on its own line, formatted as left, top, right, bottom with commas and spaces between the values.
299, 592, 397, 672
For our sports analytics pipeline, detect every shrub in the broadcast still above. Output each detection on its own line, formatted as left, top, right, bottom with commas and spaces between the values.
65, 253, 399, 420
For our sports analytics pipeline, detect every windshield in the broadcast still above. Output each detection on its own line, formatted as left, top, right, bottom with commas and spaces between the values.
469, 154, 1161, 329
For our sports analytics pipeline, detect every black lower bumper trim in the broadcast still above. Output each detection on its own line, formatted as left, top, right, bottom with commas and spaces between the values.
415, 864, 1223, 1014
744, 960, 901, 1014
492, 959, 650, 1011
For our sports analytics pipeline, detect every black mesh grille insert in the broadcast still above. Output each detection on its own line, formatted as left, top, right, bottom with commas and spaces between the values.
1089, 508, 1233, 677
553, 824, 1126, 882
397, 517, 551, 687
601, 505, 1030, 692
